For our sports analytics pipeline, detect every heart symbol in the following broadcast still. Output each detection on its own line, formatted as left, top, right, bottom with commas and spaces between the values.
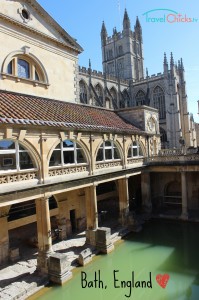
156, 274, 170, 288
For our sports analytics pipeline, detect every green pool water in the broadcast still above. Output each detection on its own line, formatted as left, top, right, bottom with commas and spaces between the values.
33, 220, 199, 300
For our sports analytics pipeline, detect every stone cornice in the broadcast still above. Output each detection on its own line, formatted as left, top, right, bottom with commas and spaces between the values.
0, 12, 82, 54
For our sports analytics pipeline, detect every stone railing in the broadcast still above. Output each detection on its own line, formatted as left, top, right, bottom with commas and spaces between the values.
48, 165, 88, 177
147, 153, 199, 164
159, 149, 183, 156
95, 160, 122, 170
0, 170, 38, 185
127, 158, 144, 165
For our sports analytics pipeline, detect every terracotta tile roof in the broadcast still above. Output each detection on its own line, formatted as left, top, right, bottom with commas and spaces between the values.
0, 90, 141, 134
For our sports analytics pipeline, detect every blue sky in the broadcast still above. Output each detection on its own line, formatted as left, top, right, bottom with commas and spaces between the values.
37, 0, 199, 122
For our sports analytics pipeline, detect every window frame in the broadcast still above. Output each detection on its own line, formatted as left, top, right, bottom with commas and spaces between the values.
96, 140, 120, 162
127, 141, 144, 158
0, 140, 35, 173
49, 140, 87, 168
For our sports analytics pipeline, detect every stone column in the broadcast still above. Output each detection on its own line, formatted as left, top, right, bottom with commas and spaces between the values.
181, 171, 188, 219
36, 197, 53, 274
85, 184, 98, 246
118, 177, 129, 225
0, 216, 9, 265
141, 172, 152, 215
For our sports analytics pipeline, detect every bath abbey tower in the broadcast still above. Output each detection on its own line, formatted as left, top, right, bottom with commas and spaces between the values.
78, 9, 197, 149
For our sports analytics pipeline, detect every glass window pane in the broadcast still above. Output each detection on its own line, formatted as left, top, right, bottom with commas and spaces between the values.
133, 148, 138, 156
7, 61, 13, 74
63, 151, 74, 164
0, 140, 15, 150
77, 150, 85, 164
127, 147, 131, 158
18, 59, 30, 79
105, 149, 112, 160
55, 143, 61, 150
35, 70, 39, 81
49, 150, 61, 166
63, 140, 74, 148
0, 153, 16, 171
113, 148, 120, 159
139, 146, 143, 156
105, 141, 111, 147
96, 148, 103, 161
19, 152, 34, 169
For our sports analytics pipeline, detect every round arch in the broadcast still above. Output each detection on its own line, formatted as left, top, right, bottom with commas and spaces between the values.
2, 50, 49, 84
48, 138, 90, 167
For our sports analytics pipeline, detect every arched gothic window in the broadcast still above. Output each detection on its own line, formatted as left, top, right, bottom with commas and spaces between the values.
122, 90, 130, 107
153, 86, 166, 119
127, 141, 143, 158
0, 140, 34, 172
96, 141, 120, 161
95, 84, 103, 106
135, 90, 145, 106
110, 87, 118, 109
79, 81, 88, 104
49, 140, 86, 167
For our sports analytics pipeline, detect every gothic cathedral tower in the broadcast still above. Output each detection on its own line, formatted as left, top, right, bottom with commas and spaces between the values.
101, 9, 144, 81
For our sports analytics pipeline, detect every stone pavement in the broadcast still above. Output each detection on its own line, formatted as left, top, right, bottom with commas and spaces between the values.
0, 225, 127, 300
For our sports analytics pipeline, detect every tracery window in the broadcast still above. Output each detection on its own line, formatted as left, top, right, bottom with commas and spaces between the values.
95, 84, 103, 106
0, 140, 34, 172
110, 87, 118, 109
122, 90, 130, 107
96, 141, 120, 161
127, 141, 143, 158
49, 140, 86, 167
135, 90, 145, 106
79, 80, 88, 104
153, 86, 166, 119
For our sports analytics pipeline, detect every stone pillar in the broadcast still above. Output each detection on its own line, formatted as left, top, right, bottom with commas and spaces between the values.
181, 171, 188, 220
118, 177, 129, 225
85, 184, 98, 246
141, 172, 152, 215
0, 216, 9, 265
36, 197, 53, 274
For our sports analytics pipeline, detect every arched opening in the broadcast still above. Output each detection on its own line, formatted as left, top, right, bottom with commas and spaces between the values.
95, 84, 103, 106
79, 80, 88, 104
0, 140, 35, 172
128, 175, 142, 214
163, 180, 182, 215
127, 141, 144, 158
97, 181, 119, 227
110, 87, 118, 109
135, 90, 145, 106
49, 140, 87, 167
122, 89, 130, 107
96, 141, 120, 162
8, 196, 58, 254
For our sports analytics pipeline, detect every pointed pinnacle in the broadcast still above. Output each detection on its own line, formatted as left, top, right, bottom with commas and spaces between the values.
164, 52, 168, 65
170, 52, 174, 65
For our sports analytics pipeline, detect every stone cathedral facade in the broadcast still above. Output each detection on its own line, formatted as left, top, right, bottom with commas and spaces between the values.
78, 10, 197, 149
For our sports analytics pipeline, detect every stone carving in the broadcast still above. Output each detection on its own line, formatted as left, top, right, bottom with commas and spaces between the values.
96, 161, 122, 169
0, 171, 37, 185
49, 165, 88, 177
78, 248, 92, 266
127, 158, 144, 165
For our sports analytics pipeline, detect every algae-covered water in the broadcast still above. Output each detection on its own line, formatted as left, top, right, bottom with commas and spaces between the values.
32, 220, 199, 300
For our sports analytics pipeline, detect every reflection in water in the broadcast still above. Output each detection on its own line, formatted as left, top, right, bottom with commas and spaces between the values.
32, 220, 199, 300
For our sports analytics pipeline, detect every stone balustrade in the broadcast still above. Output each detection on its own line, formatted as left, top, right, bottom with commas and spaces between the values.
0, 170, 38, 185
48, 165, 88, 177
